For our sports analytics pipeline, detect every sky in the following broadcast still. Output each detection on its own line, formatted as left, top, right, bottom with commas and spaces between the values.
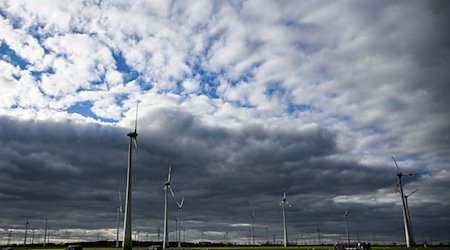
1, 0, 450, 246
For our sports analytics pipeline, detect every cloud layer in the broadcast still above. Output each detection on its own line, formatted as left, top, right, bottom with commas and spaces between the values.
1, 0, 449, 245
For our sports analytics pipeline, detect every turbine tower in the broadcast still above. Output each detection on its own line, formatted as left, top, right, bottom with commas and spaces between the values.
116, 191, 123, 247
280, 188, 291, 248
163, 167, 175, 249
392, 156, 418, 248
176, 197, 184, 248
123, 105, 139, 250
405, 188, 419, 242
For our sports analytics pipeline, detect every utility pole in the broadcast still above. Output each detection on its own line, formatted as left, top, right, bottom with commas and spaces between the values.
44, 219, 48, 247
317, 225, 321, 245
157, 226, 161, 242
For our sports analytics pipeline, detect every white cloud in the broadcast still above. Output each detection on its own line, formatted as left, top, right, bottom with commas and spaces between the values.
182, 78, 200, 93
40, 33, 115, 96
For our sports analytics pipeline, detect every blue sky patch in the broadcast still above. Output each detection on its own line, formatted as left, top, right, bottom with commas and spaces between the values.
189, 62, 220, 99
67, 101, 118, 123
265, 82, 286, 98
31, 68, 55, 82
112, 51, 139, 83
0, 42, 30, 70
287, 103, 313, 114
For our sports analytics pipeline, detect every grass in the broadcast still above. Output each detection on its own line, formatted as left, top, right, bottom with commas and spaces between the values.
12, 246, 450, 250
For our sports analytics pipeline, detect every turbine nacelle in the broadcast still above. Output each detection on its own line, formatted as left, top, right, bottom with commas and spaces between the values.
392, 156, 419, 177
127, 131, 138, 138
280, 188, 292, 207
164, 167, 175, 197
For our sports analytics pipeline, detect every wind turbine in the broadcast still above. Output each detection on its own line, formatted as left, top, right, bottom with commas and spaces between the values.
116, 191, 123, 247
280, 188, 291, 248
392, 156, 418, 248
163, 167, 175, 249
176, 197, 184, 248
250, 208, 255, 245
344, 208, 350, 243
123, 104, 139, 250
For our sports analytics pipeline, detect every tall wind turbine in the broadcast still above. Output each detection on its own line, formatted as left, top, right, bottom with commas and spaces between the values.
116, 191, 123, 247
392, 156, 418, 248
176, 197, 184, 248
163, 167, 175, 249
123, 105, 139, 250
280, 188, 291, 248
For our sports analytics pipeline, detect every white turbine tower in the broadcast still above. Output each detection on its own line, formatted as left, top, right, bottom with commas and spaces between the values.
392, 156, 418, 248
123, 105, 139, 250
163, 167, 175, 249
405, 188, 419, 243
176, 197, 184, 248
116, 191, 123, 247
280, 188, 291, 248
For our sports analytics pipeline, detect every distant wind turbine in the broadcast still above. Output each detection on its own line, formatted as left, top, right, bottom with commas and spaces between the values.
251, 208, 255, 245
116, 191, 123, 247
280, 188, 291, 248
392, 156, 418, 248
163, 167, 175, 249
344, 208, 350, 243
7, 229, 12, 246
176, 197, 184, 248
123, 104, 139, 250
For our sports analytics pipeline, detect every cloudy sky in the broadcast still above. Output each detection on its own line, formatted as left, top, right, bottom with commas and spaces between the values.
1, 0, 449, 246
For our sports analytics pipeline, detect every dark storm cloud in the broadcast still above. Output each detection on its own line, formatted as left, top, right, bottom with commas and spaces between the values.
1, 98, 449, 244
0, 111, 380, 240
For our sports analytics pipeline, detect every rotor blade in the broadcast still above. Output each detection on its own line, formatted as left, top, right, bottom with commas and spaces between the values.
392, 156, 401, 173
134, 102, 139, 133
119, 191, 123, 215
169, 186, 175, 198
283, 188, 286, 199
133, 138, 139, 164
167, 166, 171, 182
177, 197, 184, 208
406, 188, 419, 197
406, 173, 419, 176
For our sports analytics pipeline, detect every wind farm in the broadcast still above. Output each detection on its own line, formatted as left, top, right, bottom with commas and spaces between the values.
0, 114, 440, 250
0, 107, 446, 250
